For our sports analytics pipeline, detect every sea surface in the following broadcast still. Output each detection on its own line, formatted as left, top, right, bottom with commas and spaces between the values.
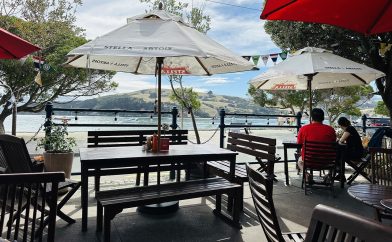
5, 114, 284, 133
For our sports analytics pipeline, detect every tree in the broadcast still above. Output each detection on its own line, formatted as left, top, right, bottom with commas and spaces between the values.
375, 100, 389, 116
140, 0, 211, 144
0, 1, 117, 133
248, 85, 310, 114
318, 86, 373, 123
263, 20, 392, 121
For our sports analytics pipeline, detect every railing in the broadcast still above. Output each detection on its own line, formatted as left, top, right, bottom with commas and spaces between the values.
44, 102, 390, 148
218, 109, 303, 148
358, 115, 390, 134
44, 102, 179, 136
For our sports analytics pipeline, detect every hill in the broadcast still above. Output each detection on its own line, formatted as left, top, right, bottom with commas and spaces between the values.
56, 89, 274, 117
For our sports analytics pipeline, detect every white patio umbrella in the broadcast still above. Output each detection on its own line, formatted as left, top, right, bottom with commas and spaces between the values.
250, 47, 385, 115
65, 6, 255, 150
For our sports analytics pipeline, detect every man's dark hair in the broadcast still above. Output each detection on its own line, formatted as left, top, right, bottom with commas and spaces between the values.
311, 108, 324, 122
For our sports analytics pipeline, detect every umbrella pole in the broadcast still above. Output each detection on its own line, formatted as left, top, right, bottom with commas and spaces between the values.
157, 57, 164, 152
306, 74, 313, 122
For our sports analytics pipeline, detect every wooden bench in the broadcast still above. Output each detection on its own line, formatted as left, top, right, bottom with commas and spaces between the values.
87, 129, 188, 147
87, 129, 188, 191
96, 177, 242, 242
207, 132, 277, 210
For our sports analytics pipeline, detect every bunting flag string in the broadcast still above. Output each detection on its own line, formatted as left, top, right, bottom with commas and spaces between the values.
242, 49, 291, 67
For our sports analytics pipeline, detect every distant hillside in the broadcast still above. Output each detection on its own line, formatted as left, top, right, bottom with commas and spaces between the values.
56, 89, 275, 118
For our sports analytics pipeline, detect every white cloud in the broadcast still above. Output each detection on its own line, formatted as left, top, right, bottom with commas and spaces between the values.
202, 77, 233, 85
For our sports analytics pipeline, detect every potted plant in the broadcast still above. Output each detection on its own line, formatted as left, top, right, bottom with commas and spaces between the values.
37, 122, 76, 178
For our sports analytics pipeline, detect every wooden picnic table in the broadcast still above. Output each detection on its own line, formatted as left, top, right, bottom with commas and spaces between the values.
348, 184, 392, 213
79, 144, 238, 231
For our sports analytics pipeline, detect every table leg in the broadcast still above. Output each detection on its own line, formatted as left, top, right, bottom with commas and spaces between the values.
340, 157, 345, 188
81, 164, 88, 231
229, 157, 235, 182
284, 145, 289, 186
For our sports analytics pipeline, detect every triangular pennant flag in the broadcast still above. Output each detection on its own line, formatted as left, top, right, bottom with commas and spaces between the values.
251, 55, 260, 65
379, 43, 392, 57
270, 53, 279, 65
34, 71, 42, 86
33, 56, 45, 71
242, 56, 251, 61
261, 55, 269, 66
279, 51, 288, 60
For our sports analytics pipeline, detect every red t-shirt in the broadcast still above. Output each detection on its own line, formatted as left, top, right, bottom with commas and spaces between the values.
297, 122, 336, 159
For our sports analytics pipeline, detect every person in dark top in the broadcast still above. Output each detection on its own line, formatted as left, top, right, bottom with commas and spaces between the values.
337, 117, 364, 160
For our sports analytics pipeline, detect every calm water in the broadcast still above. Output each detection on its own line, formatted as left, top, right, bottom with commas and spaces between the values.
5, 114, 283, 133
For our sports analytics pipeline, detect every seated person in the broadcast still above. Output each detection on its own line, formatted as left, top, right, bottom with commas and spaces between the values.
337, 117, 364, 161
297, 108, 336, 172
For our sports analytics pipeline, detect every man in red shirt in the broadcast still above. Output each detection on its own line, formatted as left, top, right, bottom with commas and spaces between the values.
297, 108, 336, 170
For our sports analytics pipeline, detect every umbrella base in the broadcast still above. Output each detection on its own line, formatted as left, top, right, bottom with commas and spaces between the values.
137, 201, 179, 214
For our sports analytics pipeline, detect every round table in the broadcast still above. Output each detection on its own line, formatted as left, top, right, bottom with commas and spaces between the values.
348, 184, 392, 212
380, 199, 392, 210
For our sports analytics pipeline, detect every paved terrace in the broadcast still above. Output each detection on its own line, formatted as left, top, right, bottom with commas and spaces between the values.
54, 164, 374, 242
21, 129, 380, 241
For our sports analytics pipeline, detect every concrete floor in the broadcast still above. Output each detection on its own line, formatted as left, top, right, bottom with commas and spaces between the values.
52, 163, 375, 242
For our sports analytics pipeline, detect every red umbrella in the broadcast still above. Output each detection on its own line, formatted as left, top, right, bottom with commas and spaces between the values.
261, 0, 392, 35
0, 27, 40, 59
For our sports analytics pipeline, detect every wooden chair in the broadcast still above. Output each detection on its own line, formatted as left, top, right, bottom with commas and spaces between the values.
370, 147, 392, 186
305, 204, 392, 242
246, 164, 306, 242
247, 165, 392, 242
369, 147, 392, 221
0, 134, 81, 226
0, 172, 64, 242
302, 140, 338, 195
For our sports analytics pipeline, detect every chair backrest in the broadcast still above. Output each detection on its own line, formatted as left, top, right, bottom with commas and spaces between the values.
305, 204, 392, 242
0, 172, 64, 242
0, 134, 33, 173
369, 147, 392, 186
246, 164, 284, 242
303, 140, 337, 169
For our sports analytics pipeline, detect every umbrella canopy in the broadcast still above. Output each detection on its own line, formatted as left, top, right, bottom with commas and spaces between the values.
250, 47, 385, 113
65, 10, 253, 75
66, 8, 255, 150
261, 0, 392, 35
0, 27, 41, 59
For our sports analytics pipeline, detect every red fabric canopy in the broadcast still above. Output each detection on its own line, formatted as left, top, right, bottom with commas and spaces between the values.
0, 27, 40, 59
261, 0, 392, 35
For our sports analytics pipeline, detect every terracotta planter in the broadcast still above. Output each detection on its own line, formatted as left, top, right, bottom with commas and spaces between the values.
43, 152, 74, 178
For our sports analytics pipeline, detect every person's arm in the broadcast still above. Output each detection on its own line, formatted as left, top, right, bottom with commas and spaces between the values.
339, 131, 350, 143
297, 128, 304, 144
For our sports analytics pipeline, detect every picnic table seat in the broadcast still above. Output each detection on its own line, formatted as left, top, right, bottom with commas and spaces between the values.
96, 177, 242, 242
207, 132, 277, 210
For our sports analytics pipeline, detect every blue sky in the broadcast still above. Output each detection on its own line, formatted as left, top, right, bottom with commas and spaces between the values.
74, 0, 281, 98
